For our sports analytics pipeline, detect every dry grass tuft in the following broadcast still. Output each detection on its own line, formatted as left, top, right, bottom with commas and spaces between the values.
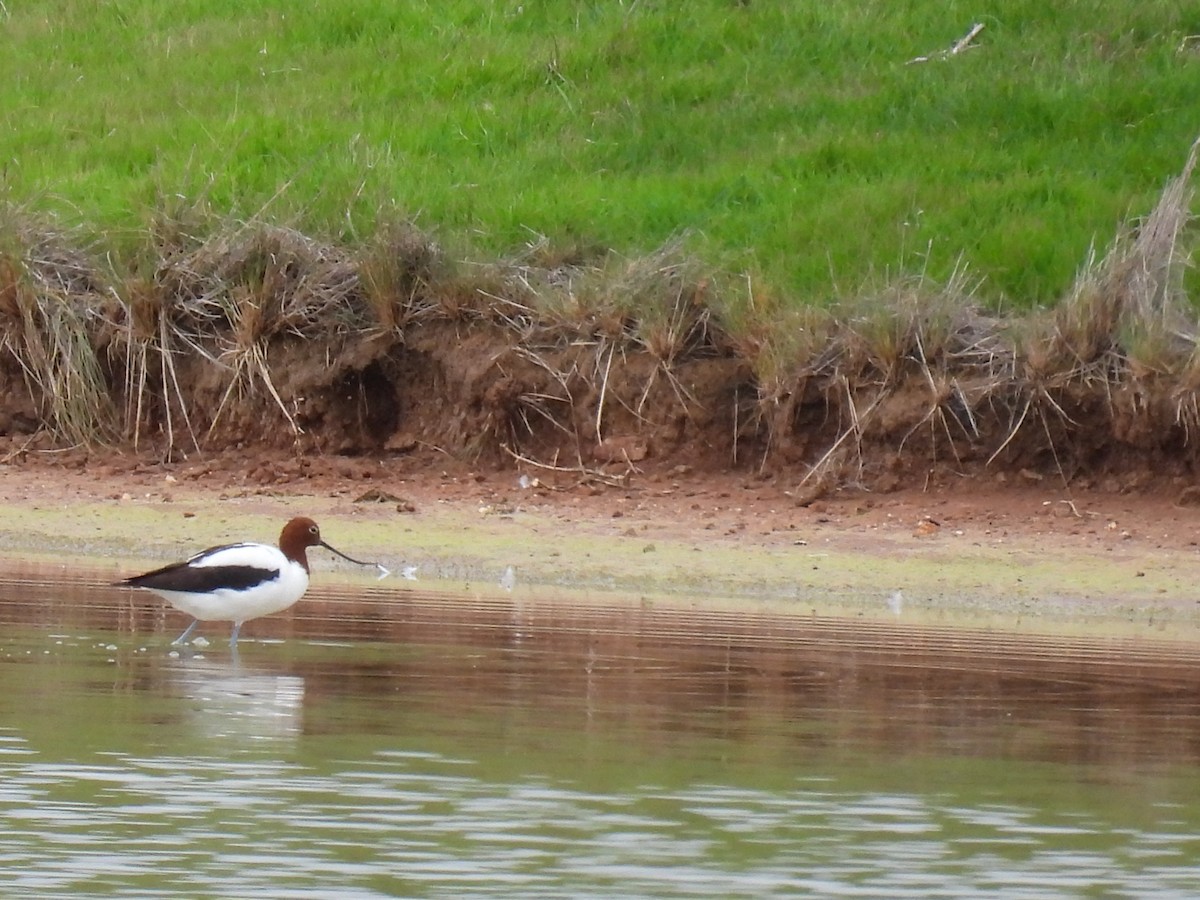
0, 205, 116, 445
358, 217, 446, 335
985, 137, 1200, 470
427, 236, 731, 457
120, 218, 370, 444
791, 260, 1000, 483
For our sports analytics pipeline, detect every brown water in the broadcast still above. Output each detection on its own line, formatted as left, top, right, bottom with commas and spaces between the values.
2, 568, 1200, 897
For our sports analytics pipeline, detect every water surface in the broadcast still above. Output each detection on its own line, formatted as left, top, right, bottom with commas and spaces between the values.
2, 569, 1200, 897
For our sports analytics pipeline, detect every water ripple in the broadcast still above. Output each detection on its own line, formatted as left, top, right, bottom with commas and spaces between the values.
1, 749, 1199, 897
1, 578, 1200, 897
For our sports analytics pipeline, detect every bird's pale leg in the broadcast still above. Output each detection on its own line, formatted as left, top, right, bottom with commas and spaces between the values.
229, 621, 243, 648
172, 619, 200, 645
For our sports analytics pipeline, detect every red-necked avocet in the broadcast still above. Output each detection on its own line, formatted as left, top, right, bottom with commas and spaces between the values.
116, 516, 384, 647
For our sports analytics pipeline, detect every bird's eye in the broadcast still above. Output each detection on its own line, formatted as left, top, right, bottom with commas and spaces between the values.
309, 525, 319, 535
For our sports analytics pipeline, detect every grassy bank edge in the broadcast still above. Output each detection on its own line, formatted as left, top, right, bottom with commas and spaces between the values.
0, 137, 1197, 487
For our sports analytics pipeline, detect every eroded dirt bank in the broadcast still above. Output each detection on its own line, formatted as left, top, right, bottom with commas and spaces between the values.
3, 193, 1200, 508
7, 306, 1200, 507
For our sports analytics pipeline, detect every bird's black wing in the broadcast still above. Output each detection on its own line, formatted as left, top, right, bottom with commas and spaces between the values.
116, 543, 279, 593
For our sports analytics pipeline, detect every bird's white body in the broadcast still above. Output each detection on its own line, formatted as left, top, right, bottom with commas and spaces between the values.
147, 543, 311, 623
119, 516, 378, 647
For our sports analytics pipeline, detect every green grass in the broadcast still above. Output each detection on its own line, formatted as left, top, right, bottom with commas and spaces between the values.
1, 0, 1196, 308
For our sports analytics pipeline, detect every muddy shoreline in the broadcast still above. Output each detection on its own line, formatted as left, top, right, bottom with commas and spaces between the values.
3, 451, 1199, 641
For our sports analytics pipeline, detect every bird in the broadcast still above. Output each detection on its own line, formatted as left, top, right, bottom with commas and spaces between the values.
116, 516, 379, 647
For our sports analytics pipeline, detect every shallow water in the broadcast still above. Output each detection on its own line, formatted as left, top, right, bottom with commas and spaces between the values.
3, 570, 1200, 897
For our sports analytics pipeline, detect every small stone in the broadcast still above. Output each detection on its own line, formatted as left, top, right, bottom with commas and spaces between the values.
913, 517, 941, 537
